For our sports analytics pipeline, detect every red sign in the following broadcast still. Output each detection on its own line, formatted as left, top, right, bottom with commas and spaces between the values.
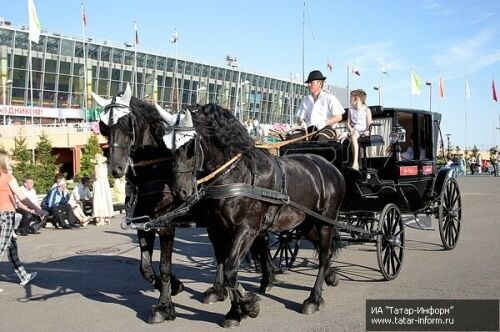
399, 166, 418, 176
422, 165, 433, 175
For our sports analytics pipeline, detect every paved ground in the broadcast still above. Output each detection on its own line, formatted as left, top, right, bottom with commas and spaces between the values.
0, 175, 499, 331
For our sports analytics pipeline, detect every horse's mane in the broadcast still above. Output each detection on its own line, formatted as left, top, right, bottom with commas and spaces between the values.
191, 104, 254, 155
115, 97, 166, 144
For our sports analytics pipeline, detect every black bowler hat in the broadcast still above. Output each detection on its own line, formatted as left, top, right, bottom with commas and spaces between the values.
305, 70, 327, 83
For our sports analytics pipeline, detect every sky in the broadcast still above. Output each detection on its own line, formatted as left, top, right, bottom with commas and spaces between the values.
3, 0, 500, 150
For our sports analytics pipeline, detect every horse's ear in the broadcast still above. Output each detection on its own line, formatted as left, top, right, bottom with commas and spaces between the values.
182, 110, 193, 127
92, 91, 111, 107
121, 83, 132, 105
155, 103, 175, 125
99, 121, 110, 137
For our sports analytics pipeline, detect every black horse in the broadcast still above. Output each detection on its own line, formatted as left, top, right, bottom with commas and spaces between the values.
94, 87, 183, 324
168, 104, 346, 328
93, 88, 278, 324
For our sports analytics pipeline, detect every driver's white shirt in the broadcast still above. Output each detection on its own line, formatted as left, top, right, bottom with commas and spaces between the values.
297, 90, 344, 130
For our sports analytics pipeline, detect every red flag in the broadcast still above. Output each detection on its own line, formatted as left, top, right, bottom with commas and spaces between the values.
82, 10, 87, 27
326, 61, 332, 72
493, 79, 498, 102
438, 75, 445, 98
134, 22, 139, 45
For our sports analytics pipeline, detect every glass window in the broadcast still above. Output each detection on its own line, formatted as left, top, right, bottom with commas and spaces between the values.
124, 51, 134, 66
192, 63, 201, 76
101, 47, 111, 62
42, 91, 55, 107
111, 68, 120, 81
123, 70, 132, 82
72, 76, 84, 93
209, 67, 217, 79
73, 63, 84, 76
167, 58, 175, 72
61, 39, 75, 56
112, 49, 123, 64
110, 81, 120, 96
14, 31, 29, 50
57, 92, 69, 107
97, 79, 109, 95
177, 60, 185, 74
75, 42, 84, 58
157, 57, 166, 71
14, 55, 27, 69
218, 68, 225, 81
46, 37, 60, 54
45, 59, 57, 73
31, 71, 42, 90
202, 65, 209, 77
12, 69, 26, 87
32, 35, 45, 52
185, 62, 192, 75
88, 44, 99, 60
146, 55, 155, 69
136, 53, 145, 67
99, 67, 109, 79
11, 88, 26, 105
60, 61, 71, 74
58, 75, 71, 92
44, 73, 56, 90
0, 29, 14, 47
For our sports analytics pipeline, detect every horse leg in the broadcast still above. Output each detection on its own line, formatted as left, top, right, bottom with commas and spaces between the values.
223, 229, 261, 328
203, 227, 229, 304
325, 227, 341, 287
250, 233, 276, 293
147, 229, 177, 324
138, 230, 157, 286
302, 225, 334, 315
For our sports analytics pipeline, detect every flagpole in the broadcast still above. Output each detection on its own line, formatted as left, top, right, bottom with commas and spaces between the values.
81, 1, 88, 122
346, 64, 350, 108
133, 22, 138, 97
302, 1, 305, 83
175, 35, 179, 113
464, 74, 468, 151
28, 39, 34, 124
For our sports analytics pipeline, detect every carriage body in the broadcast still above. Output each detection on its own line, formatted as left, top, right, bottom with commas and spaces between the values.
278, 106, 461, 279
280, 106, 444, 214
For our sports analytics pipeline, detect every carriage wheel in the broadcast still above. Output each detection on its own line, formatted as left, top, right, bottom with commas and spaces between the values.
376, 204, 405, 281
438, 177, 461, 250
269, 230, 301, 271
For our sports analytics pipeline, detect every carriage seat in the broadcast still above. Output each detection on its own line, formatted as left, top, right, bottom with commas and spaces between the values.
357, 123, 384, 171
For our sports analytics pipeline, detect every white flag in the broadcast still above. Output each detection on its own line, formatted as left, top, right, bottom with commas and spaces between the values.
28, 0, 41, 43
170, 29, 179, 44
465, 75, 471, 100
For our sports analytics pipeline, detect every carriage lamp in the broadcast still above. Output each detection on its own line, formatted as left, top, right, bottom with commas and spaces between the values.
390, 126, 406, 144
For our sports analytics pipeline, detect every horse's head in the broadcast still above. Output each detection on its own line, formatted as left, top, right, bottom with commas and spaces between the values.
163, 108, 200, 201
93, 84, 134, 178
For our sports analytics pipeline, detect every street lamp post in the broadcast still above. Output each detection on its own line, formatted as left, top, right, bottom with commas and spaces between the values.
446, 133, 451, 156
197, 85, 206, 104
373, 85, 381, 106
425, 81, 432, 112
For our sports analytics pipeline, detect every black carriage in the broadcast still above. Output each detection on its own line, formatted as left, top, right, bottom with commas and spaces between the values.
275, 106, 462, 280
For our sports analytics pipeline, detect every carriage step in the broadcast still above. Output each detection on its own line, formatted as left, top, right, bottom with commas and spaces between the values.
404, 216, 434, 230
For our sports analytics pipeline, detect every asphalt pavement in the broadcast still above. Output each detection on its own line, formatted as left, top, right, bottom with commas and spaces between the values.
0, 175, 499, 331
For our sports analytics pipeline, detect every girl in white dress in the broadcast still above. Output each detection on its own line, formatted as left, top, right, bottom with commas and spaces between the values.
92, 154, 114, 226
347, 89, 372, 170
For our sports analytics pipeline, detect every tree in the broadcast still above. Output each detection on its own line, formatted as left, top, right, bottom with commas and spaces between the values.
34, 133, 58, 193
77, 135, 102, 180
11, 132, 34, 183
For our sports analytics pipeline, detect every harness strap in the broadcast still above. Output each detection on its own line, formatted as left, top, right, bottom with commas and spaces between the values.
196, 153, 243, 185
132, 156, 173, 167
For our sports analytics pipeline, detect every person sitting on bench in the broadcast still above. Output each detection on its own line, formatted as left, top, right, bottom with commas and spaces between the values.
341, 89, 372, 170
15, 176, 47, 235
45, 179, 81, 229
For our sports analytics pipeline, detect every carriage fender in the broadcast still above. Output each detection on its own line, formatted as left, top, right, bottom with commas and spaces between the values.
432, 167, 454, 197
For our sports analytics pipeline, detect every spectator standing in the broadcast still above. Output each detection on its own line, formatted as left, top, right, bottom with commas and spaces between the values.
0, 151, 46, 292
15, 177, 46, 235
477, 154, 482, 174
92, 154, 114, 226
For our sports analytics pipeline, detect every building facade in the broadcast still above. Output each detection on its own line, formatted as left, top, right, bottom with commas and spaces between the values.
0, 20, 348, 126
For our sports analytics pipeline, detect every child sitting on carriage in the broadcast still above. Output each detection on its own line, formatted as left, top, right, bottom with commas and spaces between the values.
338, 89, 372, 170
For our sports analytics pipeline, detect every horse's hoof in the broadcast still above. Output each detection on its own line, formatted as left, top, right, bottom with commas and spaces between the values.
302, 297, 325, 315
223, 319, 240, 328
245, 301, 260, 318
325, 268, 340, 287
147, 311, 165, 324
171, 280, 185, 296
241, 292, 261, 318
203, 286, 228, 304
147, 303, 176, 324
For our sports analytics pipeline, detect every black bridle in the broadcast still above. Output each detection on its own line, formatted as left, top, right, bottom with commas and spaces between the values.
104, 97, 136, 173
